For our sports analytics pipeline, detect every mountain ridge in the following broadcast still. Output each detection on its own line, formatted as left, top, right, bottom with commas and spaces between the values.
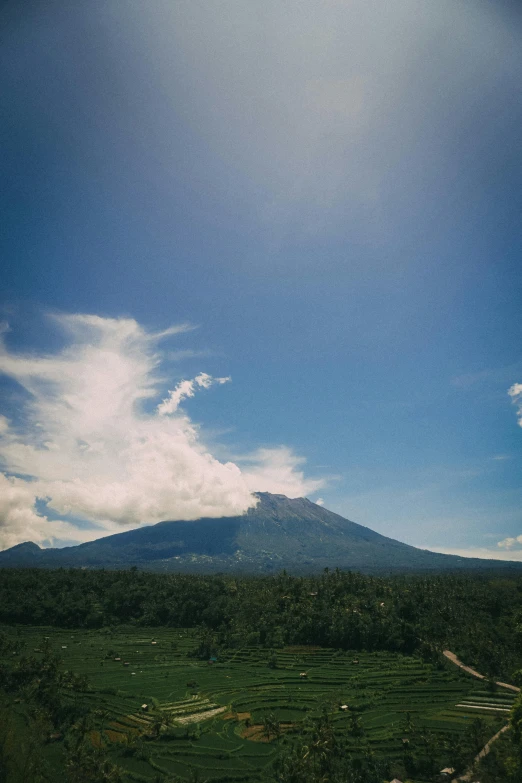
0, 492, 520, 574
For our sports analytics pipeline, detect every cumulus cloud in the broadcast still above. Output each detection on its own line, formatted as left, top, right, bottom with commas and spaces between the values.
240, 446, 326, 498
498, 535, 522, 551
0, 473, 49, 549
158, 373, 231, 416
491, 384, 522, 552
315, 498, 325, 506
0, 314, 324, 548
0, 473, 106, 550
508, 383, 522, 425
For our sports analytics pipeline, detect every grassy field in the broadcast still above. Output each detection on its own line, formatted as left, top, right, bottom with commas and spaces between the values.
0, 625, 514, 782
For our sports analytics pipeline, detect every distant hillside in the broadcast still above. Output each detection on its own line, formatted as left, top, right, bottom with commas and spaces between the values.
1, 492, 520, 574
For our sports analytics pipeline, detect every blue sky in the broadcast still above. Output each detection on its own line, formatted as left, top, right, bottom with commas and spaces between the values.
1, 1, 522, 558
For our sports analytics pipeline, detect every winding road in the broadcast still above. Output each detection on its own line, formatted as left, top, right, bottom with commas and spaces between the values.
442, 650, 520, 782
443, 651, 520, 693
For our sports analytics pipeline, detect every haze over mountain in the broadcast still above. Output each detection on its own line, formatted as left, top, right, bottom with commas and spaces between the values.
1, 493, 520, 574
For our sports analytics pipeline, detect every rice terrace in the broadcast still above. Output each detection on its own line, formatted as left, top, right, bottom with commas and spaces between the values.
0, 609, 518, 783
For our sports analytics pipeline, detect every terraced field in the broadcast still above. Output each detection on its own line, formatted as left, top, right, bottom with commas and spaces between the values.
1, 625, 514, 782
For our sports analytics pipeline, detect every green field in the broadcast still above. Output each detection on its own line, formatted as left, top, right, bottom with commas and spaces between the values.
0, 625, 513, 782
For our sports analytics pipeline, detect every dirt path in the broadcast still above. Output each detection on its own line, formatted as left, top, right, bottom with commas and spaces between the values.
443, 650, 520, 693
451, 725, 510, 782
443, 650, 519, 782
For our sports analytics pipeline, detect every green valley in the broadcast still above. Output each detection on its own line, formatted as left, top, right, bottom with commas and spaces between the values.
2, 567, 522, 782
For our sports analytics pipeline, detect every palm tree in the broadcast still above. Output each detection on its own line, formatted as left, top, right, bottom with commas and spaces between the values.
262, 713, 280, 742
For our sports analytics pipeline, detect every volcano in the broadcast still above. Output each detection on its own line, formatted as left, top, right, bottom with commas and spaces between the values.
0, 493, 519, 574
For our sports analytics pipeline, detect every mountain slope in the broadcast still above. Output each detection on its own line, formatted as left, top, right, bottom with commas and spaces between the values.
0, 493, 520, 573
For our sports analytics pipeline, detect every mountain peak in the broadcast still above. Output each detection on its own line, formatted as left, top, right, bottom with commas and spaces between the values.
253, 491, 307, 501
1, 496, 521, 574
6, 541, 40, 553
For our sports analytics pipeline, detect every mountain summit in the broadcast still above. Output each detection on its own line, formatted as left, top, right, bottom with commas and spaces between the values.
0, 493, 519, 573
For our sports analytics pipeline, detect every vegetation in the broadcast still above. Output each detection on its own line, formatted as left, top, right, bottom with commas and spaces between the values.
1, 567, 522, 781
1, 568, 522, 679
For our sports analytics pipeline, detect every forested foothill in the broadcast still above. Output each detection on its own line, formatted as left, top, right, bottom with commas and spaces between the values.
2, 566, 522, 782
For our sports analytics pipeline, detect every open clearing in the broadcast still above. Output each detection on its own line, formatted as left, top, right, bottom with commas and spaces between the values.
1, 625, 514, 782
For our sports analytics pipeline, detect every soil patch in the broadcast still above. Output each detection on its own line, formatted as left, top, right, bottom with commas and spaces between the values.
89, 730, 103, 748
240, 722, 295, 742
222, 711, 251, 721
105, 729, 128, 743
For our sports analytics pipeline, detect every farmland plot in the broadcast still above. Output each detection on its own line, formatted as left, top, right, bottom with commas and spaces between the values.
0, 625, 512, 782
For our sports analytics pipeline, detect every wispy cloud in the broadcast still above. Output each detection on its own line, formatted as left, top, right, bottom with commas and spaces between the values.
451, 369, 494, 389
239, 446, 327, 499
131, 0, 519, 240
430, 545, 522, 562
157, 373, 231, 416
451, 360, 522, 391
0, 314, 324, 549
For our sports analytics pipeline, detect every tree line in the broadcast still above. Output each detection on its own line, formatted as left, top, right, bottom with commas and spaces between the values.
1, 567, 522, 680
2, 566, 522, 781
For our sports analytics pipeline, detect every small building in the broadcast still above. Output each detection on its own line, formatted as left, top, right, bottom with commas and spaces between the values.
389, 779, 403, 783
440, 769, 455, 779
61, 646, 67, 649
123, 661, 130, 666
340, 704, 349, 711
300, 672, 308, 678
141, 704, 148, 712
114, 657, 121, 661
151, 641, 157, 645
352, 658, 359, 665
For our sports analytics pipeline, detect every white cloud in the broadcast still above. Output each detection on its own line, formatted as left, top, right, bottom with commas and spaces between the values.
0, 473, 48, 549
497, 535, 522, 551
315, 497, 325, 507
508, 383, 522, 426
240, 446, 326, 498
0, 314, 323, 548
494, 384, 522, 553
429, 545, 522, 563
158, 372, 231, 416
0, 472, 103, 550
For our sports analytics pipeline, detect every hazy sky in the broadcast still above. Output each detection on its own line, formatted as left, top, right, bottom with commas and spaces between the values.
1, 1, 522, 559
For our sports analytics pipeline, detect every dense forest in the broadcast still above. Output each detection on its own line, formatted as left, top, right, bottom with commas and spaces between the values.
2, 567, 522, 782
1, 567, 522, 679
